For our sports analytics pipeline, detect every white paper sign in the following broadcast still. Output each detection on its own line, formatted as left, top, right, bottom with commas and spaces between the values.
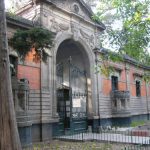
73, 98, 81, 108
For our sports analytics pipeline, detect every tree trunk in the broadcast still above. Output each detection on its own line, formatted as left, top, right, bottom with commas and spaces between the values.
0, 0, 22, 150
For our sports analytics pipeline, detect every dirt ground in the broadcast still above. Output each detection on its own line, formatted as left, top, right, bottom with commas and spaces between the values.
24, 140, 150, 150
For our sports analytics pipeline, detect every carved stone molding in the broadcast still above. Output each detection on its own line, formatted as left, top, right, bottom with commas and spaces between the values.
59, 23, 69, 31
70, 24, 95, 48
50, 18, 69, 33
50, 18, 60, 32
71, 23, 80, 41
71, 3, 80, 14
80, 29, 95, 49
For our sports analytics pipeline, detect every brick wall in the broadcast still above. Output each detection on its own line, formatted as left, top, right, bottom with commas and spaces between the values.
102, 63, 148, 97
17, 48, 40, 90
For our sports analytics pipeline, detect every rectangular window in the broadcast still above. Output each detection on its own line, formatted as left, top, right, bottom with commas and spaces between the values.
111, 76, 118, 91
9, 55, 17, 77
136, 81, 141, 97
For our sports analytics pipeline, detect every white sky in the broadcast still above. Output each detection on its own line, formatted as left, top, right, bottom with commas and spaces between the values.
5, 0, 11, 9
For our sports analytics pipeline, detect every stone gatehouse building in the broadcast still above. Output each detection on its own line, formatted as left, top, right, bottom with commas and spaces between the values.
6, 0, 150, 147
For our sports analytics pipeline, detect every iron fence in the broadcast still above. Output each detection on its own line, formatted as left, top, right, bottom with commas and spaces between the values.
53, 127, 150, 150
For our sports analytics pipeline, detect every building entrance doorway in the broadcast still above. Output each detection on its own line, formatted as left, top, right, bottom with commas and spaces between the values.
55, 39, 89, 135
57, 88, 70, 130
56, 60, 87, 135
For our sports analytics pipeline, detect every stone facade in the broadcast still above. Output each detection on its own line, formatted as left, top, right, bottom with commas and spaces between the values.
6, 0, 150, 147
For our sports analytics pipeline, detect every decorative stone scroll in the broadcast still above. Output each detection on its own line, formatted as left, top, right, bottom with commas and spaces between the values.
71, 23, 80, 41
59, 23, 69, 31
80, 29, 95, 49
70, 24, 96, 48
50, 18, 69, 33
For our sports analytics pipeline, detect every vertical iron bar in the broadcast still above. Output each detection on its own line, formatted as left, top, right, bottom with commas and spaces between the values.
68, 56, 72, 132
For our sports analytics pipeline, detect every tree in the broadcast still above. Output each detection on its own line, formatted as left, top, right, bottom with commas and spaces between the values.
92, 0, 150, 80
9, 27, 53, 63
94, 0, 150, 66
0, 0, 22, 149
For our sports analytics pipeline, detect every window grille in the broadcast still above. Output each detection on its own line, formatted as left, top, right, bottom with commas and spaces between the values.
136, 80, 141, 97
111, 76, 118, 91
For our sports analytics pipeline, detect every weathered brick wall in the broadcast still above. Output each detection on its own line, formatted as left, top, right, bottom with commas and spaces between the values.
129, 66, 146, 97
101, 63, 147, 97
17, 48, 40, 90
17, 65, 40, 90
99, 59, 150, 118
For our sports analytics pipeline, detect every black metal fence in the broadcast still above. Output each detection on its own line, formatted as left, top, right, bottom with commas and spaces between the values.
53, 128, 150, 150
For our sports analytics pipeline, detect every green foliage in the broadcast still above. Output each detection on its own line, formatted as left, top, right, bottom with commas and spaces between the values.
131, 121, 145, 127
95, 50, 123, 77
95, 0, 150, 64
96, 58, 114, 78
32, 142, 113, 150
143, 72, 150, 83
94, 0, 150, 81
9, 27, 53, 62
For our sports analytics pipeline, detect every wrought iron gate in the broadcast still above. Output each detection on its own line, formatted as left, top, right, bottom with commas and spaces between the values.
56, 58, 87, 135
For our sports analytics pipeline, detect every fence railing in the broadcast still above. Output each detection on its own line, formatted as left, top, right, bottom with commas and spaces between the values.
53, 128, 150, 149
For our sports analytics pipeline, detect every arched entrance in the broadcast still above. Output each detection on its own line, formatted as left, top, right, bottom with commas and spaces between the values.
56, 39, 90, 134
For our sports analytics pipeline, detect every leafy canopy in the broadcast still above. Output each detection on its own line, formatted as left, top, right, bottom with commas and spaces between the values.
92, 0, 150, 81
9, 27, 53, 62
94, 0, 150, 66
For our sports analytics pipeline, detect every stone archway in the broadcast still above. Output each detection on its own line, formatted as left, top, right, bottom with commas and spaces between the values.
51, 32, 98, 133
56, 39, 90, 133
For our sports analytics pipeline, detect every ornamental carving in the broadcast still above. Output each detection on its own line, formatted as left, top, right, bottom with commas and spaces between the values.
71, 23, 80, 41
59, 23, 69, 31
70, 25, 95, 48
72, 4, 80, 13
50, 18, 69, 33
80, 29, 95, 49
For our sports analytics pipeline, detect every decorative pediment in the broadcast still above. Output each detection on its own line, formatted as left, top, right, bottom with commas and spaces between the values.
49, 0, 105, 30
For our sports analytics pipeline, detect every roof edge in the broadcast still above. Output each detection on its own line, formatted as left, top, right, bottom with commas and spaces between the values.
94, 48, 150, 70
6, 12, 34, 29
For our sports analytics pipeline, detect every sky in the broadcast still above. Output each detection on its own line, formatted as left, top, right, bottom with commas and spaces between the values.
5, 0, 29, 10
5, 0, 11, 9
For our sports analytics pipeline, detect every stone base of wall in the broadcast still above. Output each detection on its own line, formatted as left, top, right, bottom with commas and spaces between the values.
131, 114, 150, 123
32, 123, 53, 142
98, 114, 150, 128
88, 119, 99, 132
18, 126, 32, 148
19, 114, 150, 147
19, 123, 53, 148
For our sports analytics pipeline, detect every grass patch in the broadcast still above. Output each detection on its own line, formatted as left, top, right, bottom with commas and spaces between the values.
131, 121, 146, 127
23, 141, 150, 150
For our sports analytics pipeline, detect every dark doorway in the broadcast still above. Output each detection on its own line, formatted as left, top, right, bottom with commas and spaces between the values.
56, 61, 87, 135
57, 88, 70, 130
55, 39, 90, 135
